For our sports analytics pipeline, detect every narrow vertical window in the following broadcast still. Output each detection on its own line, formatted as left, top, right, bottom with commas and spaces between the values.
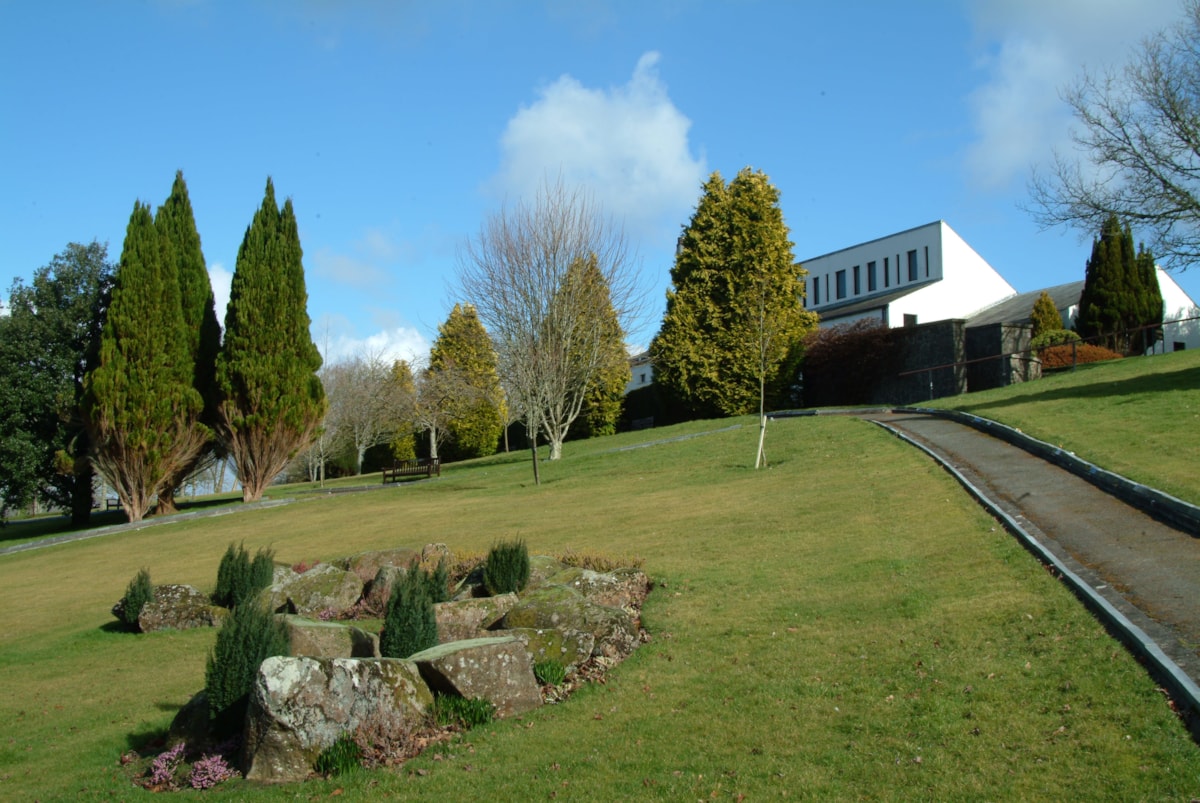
924, 245, 930, 277
836, 270, 847, 299
896, 254, 901, 284
884, 257, 890, 288
812, 276, 820, 305
867, 261, 877, 292
852, 265, 861, 295
907, 250, 918, 282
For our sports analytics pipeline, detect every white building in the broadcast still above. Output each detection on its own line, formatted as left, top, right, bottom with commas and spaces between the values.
625, 350, 654, 395
802, 220, 1016, 329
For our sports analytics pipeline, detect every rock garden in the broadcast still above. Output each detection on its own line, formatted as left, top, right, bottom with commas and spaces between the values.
112, 540, 650, 789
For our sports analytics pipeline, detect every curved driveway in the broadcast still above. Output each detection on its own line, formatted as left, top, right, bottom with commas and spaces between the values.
860, 411, 1200, 689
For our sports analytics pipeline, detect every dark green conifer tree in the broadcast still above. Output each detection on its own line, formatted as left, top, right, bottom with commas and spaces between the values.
1077, 215, 1164, 354
566, 256, 629, 440
83, 202, 206, 522
154, 171, 222, 513
216, 179, 326, 502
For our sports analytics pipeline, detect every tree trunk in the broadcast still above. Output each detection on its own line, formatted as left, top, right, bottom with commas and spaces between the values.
157, 485, 179, 516
428, 427, 439, 461
526, 418, 540, 485
69, 463, 93, 528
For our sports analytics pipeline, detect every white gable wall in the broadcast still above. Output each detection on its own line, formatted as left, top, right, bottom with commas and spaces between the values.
804, 221, 1015, 328
1156, 267, 1200, 351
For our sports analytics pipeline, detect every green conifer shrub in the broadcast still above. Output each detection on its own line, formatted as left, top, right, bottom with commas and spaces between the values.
119, 568, 153, 631
1030, 329, 1081, 351
483, 539, 530, 595
213, 542, 274, 609
427, 557, 450, 603
204, 599, 289, 736
379, 564, 438, 658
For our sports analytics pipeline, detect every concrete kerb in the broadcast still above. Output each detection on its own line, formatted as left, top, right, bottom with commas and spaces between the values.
869, 417, 1200, 731
898, 406, 1200, 538
0, 497, 297, 557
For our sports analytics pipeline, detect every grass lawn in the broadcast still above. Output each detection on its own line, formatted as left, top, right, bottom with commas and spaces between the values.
1, 416, 1198, 799
928, 348, 1200, 506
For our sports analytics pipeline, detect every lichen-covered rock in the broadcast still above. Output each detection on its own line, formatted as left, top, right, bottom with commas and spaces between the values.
545, 566, 650, 613
281, 615, 379, 658
135, 584, 227, 632
409, 636, 542, 718
500, 627, 594, 671
421, 543, 450, 565
498, 585, 640, 659
528, 555, 568, 587
433, 593, 518, 642
266, 563, 363, 617
243, 656, 432, 783
337, 548, 420, 585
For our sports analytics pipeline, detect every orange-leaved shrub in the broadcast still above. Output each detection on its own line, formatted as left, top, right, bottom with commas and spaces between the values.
1039, 343, 1123, 369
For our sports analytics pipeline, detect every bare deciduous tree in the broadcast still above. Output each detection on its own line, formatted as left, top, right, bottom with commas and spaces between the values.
457, 179, 640, 482
1029, 1, 1200, 268
323, 351, 409, 475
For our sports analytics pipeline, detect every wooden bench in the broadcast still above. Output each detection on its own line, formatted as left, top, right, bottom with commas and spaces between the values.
382, 458, 441, 483
105, 497, 121, 510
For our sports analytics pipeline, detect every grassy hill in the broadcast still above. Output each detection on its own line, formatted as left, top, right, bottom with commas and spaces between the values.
930, 348, 1200, 505
1, 384, 1199, 798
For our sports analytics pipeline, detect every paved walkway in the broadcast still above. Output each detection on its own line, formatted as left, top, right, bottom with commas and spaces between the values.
860, 411, 1200, 693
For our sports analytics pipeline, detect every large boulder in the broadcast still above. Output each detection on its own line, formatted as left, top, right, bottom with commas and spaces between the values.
337, 548, 420, 585
243, 656, 432, 784
501, 627, 594, 672
527, 555, 568, 588
409, 636, 542, 718
545, 566, 650, 613
281, 615, 379, 658
266, 564, 363, 618
433, 593, 518, 642
498, 585, 640, 659
135, 584, 227, 632
167, 691, 211, 749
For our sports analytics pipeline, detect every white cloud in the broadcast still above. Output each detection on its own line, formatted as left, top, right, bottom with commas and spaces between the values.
491, 51, 706, 239
208, 263, 232, 325
313, 315, 429, 367
964, 0, 1180, 190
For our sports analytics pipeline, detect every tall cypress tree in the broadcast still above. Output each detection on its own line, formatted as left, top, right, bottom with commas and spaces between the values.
1077, 215, 1163, 354
652, 168, 816, 420
154, 171, 222, 513
427, 303, 505, 460
83, 202, 206, 522
216, 179, 326, 502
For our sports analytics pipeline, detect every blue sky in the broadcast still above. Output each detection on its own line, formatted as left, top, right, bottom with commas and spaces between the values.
3, 0, 1195, 363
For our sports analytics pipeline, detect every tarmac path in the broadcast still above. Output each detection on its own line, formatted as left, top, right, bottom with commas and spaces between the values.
858, 411, 1200, 694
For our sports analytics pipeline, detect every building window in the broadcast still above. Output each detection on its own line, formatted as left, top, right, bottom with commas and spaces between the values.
907, 250, 918, 282
903, 313, 918, 327
1175, 341, 1186, 352
896, 254, 901, 284
640, 372, 647, 384
835, 270, 847, 299
852, 265, 861, 295
867, 261, 877, 292
924, 246, 930, 277
884, 257, 890, 288
812, 276, 820, 305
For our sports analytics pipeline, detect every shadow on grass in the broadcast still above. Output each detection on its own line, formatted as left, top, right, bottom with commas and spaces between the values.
126, 725, 170, 754
952, 363, 1200, 414
98, 621, 136, 634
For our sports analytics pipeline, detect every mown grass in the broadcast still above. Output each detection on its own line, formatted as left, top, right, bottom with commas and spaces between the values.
927, 348, 1200, 505
1, 416, 1198, 799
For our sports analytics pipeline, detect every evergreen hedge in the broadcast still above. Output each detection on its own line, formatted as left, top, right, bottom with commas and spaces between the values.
379, 564, 439, 659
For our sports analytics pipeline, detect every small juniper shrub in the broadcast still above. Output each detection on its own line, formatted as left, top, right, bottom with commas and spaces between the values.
483, 538, 530, 595
534, 659, 567, 686
188, 753, 239, 789
213, 542, 275, 609
205, 599, 290, 737
314, 732, 362, 777
432, 693, 494, 728
1030, 329, 1080, 351
426, 557, 450, 603
379, 562, 438, 658
119, 567, 153, 631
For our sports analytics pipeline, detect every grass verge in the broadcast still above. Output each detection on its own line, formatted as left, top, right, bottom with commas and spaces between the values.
0, 416, 1196, 798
